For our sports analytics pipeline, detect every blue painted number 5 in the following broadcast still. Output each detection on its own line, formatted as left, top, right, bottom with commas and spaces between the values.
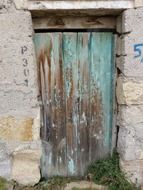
134, 44, 143, 58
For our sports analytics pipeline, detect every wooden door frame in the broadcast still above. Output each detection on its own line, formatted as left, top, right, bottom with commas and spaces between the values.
33, 15, 117, 156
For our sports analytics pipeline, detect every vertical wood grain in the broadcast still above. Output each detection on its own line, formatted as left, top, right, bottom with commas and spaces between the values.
77, 33, 90, 176
89, 32, 114, 160
62, 33, 78, 176
34, 33, 67, 177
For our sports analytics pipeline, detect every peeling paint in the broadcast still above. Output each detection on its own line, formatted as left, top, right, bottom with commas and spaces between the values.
68, 158, 75, 175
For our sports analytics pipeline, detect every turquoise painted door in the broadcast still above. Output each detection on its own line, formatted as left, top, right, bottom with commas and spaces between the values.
34, 32, 114, 177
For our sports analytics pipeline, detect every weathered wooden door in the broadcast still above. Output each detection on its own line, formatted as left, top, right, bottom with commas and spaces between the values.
34, 32, 114, 177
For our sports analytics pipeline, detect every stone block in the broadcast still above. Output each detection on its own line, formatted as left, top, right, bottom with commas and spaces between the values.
116, 77, 143, 105
117, 105, 143, 129
0, 116, 33, 141
0, 91, 38, 114
116, 9, 142, 34
0, 140, 41, 182
0, 0, 14, 12
118, 125, 143, 161
65, 181, 107, 190
116, 55, 143, 78
117, 34, 142, 58
0, 11, 38, 115
12, 149, 41, 185
3, 140, 41, 155
120, 159, 143, 185
13, 0, 28, 10
122, 8, 143, 33
116, 8, 143, 78
0, 11, 33, 37
117, 105, 143, 160
135, 0, 143, 8
0, 142, 11, 179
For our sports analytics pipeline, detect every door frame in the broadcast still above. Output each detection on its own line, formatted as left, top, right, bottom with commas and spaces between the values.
33, 16, 117, 156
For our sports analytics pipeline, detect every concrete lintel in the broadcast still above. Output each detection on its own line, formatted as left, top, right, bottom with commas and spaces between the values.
27, 1, 134, 11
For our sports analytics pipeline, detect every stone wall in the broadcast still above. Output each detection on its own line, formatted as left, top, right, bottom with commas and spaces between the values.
0, 0, 41, 186
1, 0, 143, 187
116, 7, 143, 186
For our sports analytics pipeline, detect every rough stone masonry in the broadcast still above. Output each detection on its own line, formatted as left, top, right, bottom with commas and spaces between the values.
0, 0, 41, 186
116, 6, 143, 186
0, 0, 143, 187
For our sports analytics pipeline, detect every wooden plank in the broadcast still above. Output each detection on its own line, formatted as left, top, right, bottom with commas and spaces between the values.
33, 16, 116, 29
99, 32, 114, 150
89, 32, 104, 161
49, 33, 67, 176
89, 32, 114, 161
76, 33, 90, 176
62, 33, 79, 176
34, 33, 52, 177
34, 33, 51, 142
